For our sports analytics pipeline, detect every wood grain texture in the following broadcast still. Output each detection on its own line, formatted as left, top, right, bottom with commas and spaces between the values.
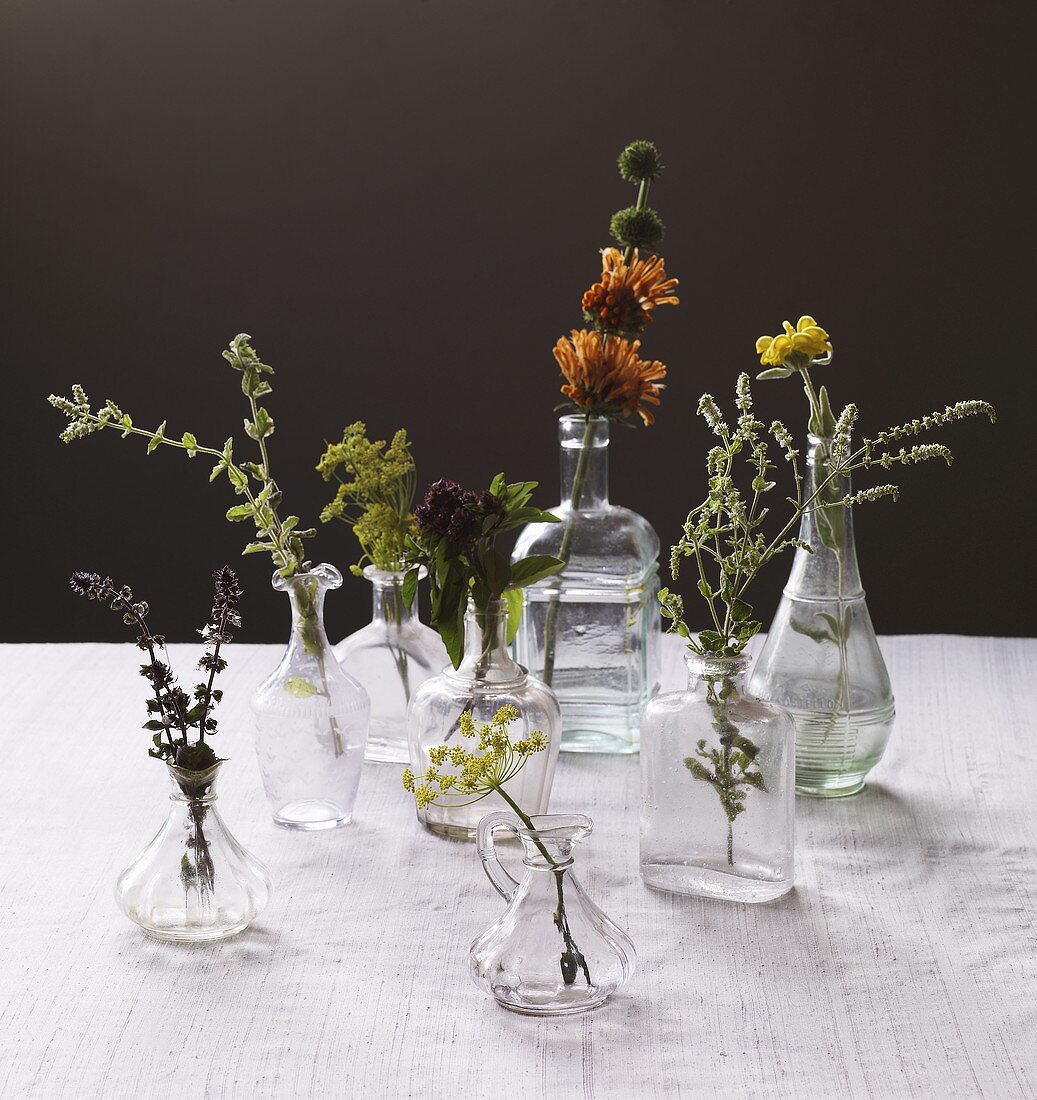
1, 636, 1034, 1099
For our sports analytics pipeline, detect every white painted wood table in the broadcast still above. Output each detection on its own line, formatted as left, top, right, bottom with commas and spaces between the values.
1, 636, 1035, 1099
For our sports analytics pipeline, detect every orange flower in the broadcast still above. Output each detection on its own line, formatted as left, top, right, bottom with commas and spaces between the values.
554, 329, 666, 426
581, 248, 679, 335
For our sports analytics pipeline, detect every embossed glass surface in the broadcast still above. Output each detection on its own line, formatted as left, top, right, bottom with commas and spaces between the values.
640, 654, 795, 903
471, 812, 635, 1015
512, 415, 661, 755
250, 564, 370, 829
750, 434, 896, 797
115, 762, 272, 942
334, 566, 446, 765
407, 599, 561, 840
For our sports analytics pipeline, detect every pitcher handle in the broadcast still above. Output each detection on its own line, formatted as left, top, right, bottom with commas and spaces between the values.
476, 810, 522, 901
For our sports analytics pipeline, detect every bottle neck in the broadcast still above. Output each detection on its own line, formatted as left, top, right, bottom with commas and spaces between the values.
559, 415, 609, 510
788, 434, 864, 598
455, 599, 523, 682
168, 763, 220, 803
276, 566, 340, 662
365, 567, 420, 629
685, 654, 751, 698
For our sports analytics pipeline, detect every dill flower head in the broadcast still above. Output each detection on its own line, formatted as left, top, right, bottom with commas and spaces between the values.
400, 706, 548, 810
581, 248, 679, 337
554, 329, 666, 425
318, 422, 417, 573
756, 316, 833, 371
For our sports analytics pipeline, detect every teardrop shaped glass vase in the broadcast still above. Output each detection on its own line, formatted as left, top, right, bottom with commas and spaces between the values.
749, 434, 896, 797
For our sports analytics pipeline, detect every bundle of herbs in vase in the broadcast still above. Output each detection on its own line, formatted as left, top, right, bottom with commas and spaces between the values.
48, 334, 370, 830
748, 316, 996, 796
317, 423, 446, 764
511, 138, 679, 755
402, 474, 565, 838
402, 707, 635, 1015
639, 365, 994, 901
70, 567, 271, 941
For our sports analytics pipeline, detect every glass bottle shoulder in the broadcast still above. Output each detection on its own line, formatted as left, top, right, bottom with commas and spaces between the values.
513, 503, 660, 579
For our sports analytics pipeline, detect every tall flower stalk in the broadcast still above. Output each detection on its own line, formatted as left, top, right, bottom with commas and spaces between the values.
48, 335, 345, 754
662, 372, 994, 859
542, 140, 679, 684
402, 706, 589, 987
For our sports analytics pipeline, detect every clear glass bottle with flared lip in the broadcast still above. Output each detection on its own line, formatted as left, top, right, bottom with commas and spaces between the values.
512, 415, 662, 755
334, 565, 446, 765
640, 652, 795, 903
749, 433, 896, 797
115, 761, 272, 942
406, 598, 561, 839
250, 564, 370, 829
470, 811, 636, 1015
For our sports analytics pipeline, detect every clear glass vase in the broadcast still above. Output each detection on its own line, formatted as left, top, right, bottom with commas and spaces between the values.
115, 762, 272, 942
407, 599, 561, 839
749, 434, 896, 798
333, 566, 446, 764
250, 564, 370, 829
640, 653, 795, 902
512, 415, 662, 755
470, 811, 636, 1015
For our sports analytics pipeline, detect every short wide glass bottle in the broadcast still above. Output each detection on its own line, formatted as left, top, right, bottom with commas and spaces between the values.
115, 762, 272, 942
407, 599, 561, 839
640, 653, 795, 902
333, 566, 446, 764
512, 415, 662, 754
749, 434, 896, 797
250, 564, 370, 829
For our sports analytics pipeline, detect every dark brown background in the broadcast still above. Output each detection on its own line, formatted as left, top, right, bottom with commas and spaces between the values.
4, 0, 1034, 644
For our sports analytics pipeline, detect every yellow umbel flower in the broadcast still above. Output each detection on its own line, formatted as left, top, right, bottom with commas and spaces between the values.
400, 706, 548, 810
756, 316, 833, 368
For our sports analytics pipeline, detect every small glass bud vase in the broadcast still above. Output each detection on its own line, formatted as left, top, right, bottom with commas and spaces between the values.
471, 811, 636, 1015
749, 434, 896, 797
512, 415, 662, 755
640, 653, 795, 902
334, 566, 446, 764
407, 599, 561, 839
115, 762, 272, 942
250, 564, 370, 829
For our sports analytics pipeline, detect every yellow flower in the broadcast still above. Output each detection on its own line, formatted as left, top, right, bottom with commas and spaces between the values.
756, 316, 833, 367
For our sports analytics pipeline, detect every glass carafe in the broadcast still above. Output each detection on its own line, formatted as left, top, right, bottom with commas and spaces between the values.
115, 762, 272, 942
470, 811, 636, 1015
749, 434, 896, 797
512, 415, 661, 754
334, 566, 446, 764
640, 654, 795, 902
250, 564, 370, 829
407, 599, 561, 839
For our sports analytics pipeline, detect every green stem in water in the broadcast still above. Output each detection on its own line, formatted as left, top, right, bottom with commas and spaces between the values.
541, 415, 596, 685
495, 785, 591, 988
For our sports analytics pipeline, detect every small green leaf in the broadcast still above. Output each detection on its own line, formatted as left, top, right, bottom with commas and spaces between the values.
401, 568, 419, 609
511, 555, 565, 588
226, 503, 253, 521
284, 677, 319, 697
181, 431, 198, 456
242, 541, 274, 555
756, 367, 794, 381
147, 421, 167, 454
729, 597, 753, 623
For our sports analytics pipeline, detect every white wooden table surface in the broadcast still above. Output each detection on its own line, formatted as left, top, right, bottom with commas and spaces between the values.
2, 636, 1035, 1099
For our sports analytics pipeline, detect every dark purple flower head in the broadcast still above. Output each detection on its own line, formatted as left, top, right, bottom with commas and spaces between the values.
414, 479, 482, 546
70, 571, 105, 599
212, 566, 242, 607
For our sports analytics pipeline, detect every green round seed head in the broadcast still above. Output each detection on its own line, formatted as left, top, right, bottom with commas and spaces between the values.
618, 140, 664, 183
610, 206, 665, 251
